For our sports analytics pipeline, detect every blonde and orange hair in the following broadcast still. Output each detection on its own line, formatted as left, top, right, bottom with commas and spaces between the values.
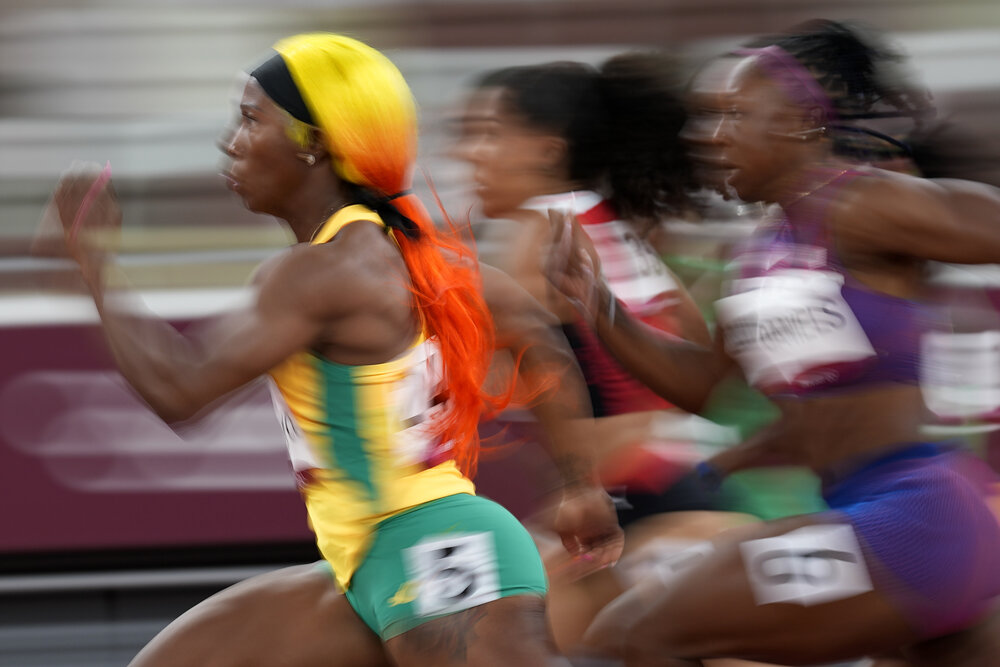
274, 33, 504, 477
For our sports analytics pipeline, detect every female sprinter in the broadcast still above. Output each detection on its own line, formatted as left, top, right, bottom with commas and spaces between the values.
548, 20, 1000, 666
53, 33, 620, 667
454, 56, 772, 658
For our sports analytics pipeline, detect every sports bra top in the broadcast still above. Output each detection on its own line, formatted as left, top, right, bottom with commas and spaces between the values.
717, 169, 936, 396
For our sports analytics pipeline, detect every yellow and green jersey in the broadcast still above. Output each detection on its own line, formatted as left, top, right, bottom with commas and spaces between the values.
267, 205, 474, 589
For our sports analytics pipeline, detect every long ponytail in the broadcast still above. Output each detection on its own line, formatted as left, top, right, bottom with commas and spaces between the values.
275, 33, 505, 476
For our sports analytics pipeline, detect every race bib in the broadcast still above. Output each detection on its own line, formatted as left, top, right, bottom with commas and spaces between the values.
921, 330, 1000, 421
403, 532, 501, 617
267, 379, 321, 472
740, 524, 873, 606
391, 341, 450, 467
716, 270, 876, 393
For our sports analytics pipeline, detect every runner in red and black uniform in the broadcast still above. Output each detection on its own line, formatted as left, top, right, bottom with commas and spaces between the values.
455, 55, 761, 655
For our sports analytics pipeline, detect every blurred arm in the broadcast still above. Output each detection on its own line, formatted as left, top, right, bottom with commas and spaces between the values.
73, 245, 332, 424
666, 265, 713, 346
545, 211, 732, 414
837, 174, 1000, 264
482, 262, 624, 565
589, 280, 733, 414
703, 419, 798, 476
481, 262, 598, 488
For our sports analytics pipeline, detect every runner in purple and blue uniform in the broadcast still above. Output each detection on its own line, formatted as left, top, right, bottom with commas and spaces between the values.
547, 20, 1000, 666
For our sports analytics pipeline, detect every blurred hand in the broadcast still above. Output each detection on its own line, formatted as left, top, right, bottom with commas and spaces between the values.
543, 208, 605, 322
551, 484, 624, 582
702, 416, 800, 478
53, 161, 121, 272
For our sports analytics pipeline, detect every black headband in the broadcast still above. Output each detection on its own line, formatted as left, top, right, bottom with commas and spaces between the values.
250, 52, 316, 126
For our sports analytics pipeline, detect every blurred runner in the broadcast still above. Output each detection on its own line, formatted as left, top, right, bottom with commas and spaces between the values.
548, 20, 1000, 666
453, 56, 767, 660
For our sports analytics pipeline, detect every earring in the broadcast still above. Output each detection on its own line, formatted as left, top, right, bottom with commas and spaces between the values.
805, 126, 827, 140
297, 153, 317, 166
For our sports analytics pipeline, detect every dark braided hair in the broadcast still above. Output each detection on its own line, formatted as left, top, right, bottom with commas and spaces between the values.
746, 19, 934, 162
473, 57, 695, 226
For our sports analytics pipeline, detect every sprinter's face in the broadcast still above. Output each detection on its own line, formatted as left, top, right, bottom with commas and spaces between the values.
456, 87, 565, 218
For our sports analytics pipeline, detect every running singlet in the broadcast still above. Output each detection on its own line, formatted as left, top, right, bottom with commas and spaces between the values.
268, 205, 474, 589
716, 171, 933, 396
523, 191, 679, 416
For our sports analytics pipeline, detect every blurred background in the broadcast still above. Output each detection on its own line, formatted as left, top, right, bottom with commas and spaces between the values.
0, 0, 998, 665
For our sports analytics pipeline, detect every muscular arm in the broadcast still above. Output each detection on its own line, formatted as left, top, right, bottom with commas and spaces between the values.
498, 210, 581, 323
482, 262, 623, 563
667, 266, 713, 347
77, 246, 338, 423
546, 211, 732, 414
588, 281, 733, 414
836, 173, 1000, 264
51, 168, 343, 423
480, 263, 597, 488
